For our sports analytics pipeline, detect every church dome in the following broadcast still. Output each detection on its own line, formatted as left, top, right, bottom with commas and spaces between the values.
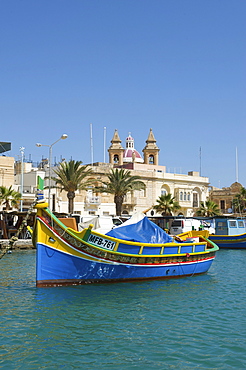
123, 133, 144, 163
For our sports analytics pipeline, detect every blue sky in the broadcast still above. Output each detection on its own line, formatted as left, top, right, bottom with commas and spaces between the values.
1, 0, 245, 189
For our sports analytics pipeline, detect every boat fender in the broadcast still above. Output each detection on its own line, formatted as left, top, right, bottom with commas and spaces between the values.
186, 253, 190, 258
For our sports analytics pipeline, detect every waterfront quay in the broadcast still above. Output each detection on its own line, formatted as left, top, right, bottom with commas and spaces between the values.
0, 239, 34, 250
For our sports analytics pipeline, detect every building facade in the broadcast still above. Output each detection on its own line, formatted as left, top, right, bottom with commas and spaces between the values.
0, 156, 15, 188
209, 182, 244, 215
62, 129, 210, 217
1, 129, 211, 216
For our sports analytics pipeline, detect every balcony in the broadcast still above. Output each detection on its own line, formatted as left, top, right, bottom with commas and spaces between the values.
85, 196, 101, 205
123, 196, 137, 206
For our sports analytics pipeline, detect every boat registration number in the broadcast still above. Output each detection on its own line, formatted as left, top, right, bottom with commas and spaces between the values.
88, 234, 116, 250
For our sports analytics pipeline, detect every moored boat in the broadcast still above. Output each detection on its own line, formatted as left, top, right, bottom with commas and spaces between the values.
209, 233, 246, 249
33, 202, 219, 287
209, 217, 246, 249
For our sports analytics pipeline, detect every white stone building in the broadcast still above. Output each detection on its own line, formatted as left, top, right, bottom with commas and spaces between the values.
59, 128, 210, 217
2, 129, 210, 216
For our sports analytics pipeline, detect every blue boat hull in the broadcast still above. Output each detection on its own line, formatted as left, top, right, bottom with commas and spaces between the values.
36, 243, 215, 286
209, 234, 246, 249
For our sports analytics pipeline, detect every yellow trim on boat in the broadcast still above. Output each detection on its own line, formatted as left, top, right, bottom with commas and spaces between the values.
211, 237, 246, 243
36, 202, 49, 209
37, 216, 212, 259
35, 202, 217, 260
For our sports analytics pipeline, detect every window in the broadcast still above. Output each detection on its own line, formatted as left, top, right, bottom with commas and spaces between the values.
114, 154, 119, 163
180, 192, 183, 201
87, 188, 93, 196
171, 220, 182, 227
187, 193, 190, 201
229, 221, 237, 228
149, 155, 154, 164
193, 193, 198, 207
161, 189, 167, 196
184, 192, 187, 200
139, 188, 146, 197
238, 221, 244, 228
220, 200, 225, 210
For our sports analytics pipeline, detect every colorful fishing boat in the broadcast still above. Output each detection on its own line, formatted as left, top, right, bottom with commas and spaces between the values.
33, 201, 219, 287
209, 217, 246, 249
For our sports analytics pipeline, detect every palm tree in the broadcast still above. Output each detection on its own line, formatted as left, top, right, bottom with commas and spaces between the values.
153, 193, 181, 216
0, 186, 21, 211
196, 200, 220, 217
96, 168, 146, 216
232, 187, 246, 213
51, 160, 93, 214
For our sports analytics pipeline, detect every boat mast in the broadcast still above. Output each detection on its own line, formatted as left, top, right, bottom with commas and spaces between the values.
236, 147, 239, 182
104, 126, 106, 163
200, 146, 202, 176
90, 123, 94, 165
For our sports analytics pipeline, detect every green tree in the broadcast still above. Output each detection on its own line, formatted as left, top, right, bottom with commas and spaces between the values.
96, 168, 146, 216
51, 160, 93, 214
153, 193, 181, 216
0, 186, 21, 211
232, 187, 246, 213
196, 200, 220, 217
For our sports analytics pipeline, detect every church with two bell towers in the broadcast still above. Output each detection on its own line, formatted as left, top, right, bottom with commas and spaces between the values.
108, 128, 159, 167
62, 128, 210, 219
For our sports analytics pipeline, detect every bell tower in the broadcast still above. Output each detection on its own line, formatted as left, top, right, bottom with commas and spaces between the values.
108, 129, 124, 165
143, 128, 160, 165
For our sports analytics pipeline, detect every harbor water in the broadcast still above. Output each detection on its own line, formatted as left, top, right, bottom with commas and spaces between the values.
0, 249, 246, 369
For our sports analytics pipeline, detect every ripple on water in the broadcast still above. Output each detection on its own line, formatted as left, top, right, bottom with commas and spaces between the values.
0, 250, 246, 369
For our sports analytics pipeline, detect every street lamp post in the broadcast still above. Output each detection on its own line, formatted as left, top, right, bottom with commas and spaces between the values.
36, 134, 68, 207
20, 146, 25, 212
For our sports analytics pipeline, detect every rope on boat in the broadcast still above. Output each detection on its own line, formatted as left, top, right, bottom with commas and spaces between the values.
0, 199, 37, 260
